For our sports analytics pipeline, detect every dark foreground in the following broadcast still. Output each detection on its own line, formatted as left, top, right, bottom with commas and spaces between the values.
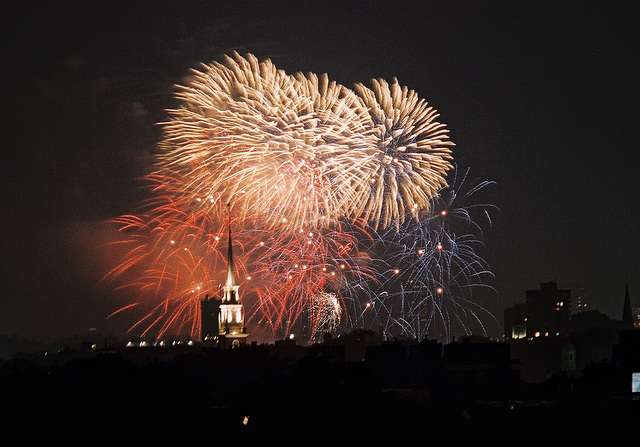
2, 345, 638, 442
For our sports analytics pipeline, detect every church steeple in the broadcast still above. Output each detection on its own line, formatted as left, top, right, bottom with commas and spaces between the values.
224, 224, 237, 301
218, 215, 248, 347
622, 277, 633, 329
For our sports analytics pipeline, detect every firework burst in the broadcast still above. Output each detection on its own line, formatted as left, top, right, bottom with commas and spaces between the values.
352, 78, 454, 229
157, 52, 375, 231
309, 292, 343, 339
364, 166, 499, 342
157, 52, 453, 231
105, 52, 483, 342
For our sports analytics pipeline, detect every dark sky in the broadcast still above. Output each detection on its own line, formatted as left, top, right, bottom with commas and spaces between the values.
1, 0, 638, 343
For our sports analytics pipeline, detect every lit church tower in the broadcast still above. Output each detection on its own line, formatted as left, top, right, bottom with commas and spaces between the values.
218, 224, 248, 348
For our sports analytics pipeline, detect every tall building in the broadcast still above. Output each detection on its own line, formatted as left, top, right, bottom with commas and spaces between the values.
525, 281, 571, 337
218, 225, 248, 348
504, 281, 571, 340
504, 280, 635, 381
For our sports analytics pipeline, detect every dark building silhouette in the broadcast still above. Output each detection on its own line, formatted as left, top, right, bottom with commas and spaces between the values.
613, 329, 640, 396
510, 335, 576, 382
504, 302, 529, 340
526, 281, 572, 337
504, 282, 571, 340
505, 280, 636, 382
5, 325, 640, 437
567, 280, 636, 375
365, 336, 519, 406
442, 337, 518, 400
200, 294, 221, 344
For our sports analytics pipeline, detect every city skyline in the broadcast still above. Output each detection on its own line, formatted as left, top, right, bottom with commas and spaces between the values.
1, 0, 638, 343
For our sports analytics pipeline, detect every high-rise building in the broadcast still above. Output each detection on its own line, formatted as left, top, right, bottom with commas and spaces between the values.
525, 281, 571, 337
504, 281, 571, 339
504, 280, 636, 381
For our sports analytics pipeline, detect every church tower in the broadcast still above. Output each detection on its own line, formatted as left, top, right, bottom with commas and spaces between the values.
622, 278, 634, 330
218, 224, 248, 348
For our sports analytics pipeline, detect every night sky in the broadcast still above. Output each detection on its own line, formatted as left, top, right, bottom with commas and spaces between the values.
1, 0, 638, 343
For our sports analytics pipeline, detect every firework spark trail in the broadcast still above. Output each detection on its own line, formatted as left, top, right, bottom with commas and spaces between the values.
241, 221, 377, 339
365, 166, 499, 342
104, 174, 232, 338
309, 292, 342, 340
105, 52, 477, 341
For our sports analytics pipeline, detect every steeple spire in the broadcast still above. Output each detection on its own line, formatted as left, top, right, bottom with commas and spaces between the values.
226, 224, 236, 289
222, 204, 239, 304
622, 277, 633, 329
217, 205, 248, 347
